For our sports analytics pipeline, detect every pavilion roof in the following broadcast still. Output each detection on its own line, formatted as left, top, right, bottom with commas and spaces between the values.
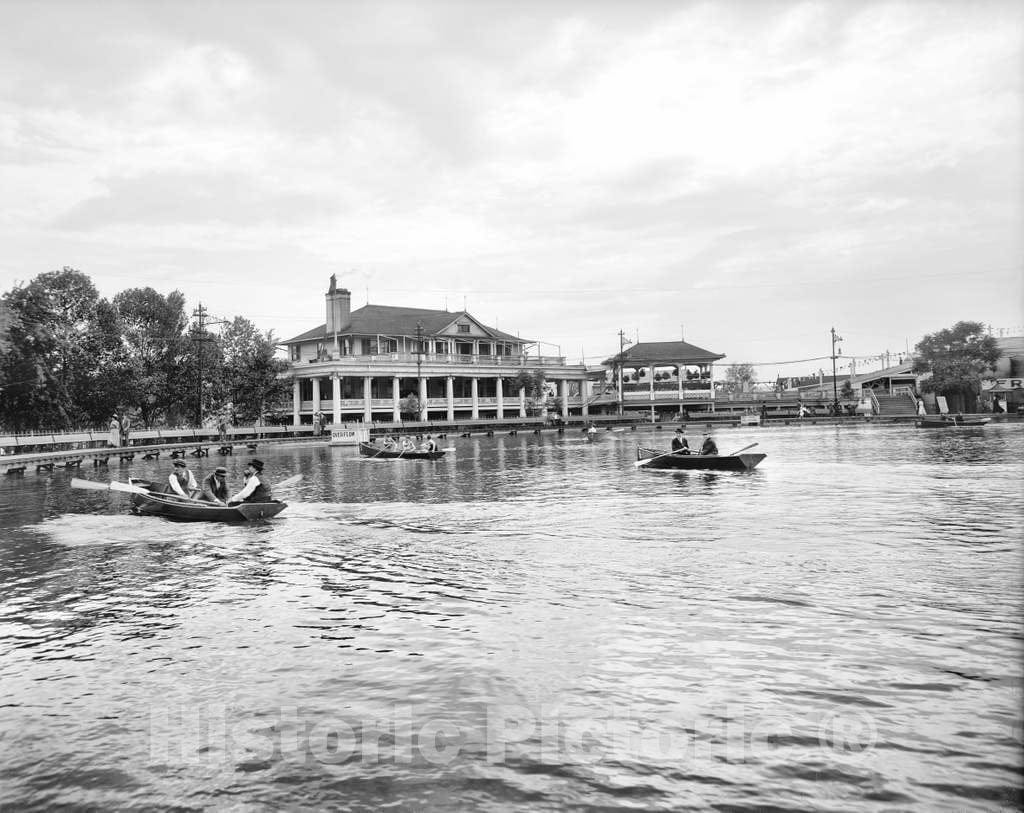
283, 305, 527, 344
603, 340, 725, 366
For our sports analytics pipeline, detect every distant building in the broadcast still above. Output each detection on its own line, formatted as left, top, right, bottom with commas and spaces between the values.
593, 339, 726, 417
283, 275, 590, 424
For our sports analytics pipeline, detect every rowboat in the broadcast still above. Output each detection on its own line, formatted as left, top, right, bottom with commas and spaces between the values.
127, 479, 287, 521
636, 446, 766, 471
358, 441, 446, 460
916, 417, 990, 429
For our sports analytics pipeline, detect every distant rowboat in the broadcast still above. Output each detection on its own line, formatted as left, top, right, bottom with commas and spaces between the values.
916, 417, 989, 429
358, 441, 445, 460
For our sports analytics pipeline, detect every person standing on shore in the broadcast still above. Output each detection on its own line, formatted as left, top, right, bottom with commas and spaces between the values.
108, 414, 121, 448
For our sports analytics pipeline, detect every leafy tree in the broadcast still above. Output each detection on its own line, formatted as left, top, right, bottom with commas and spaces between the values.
217, 317, 289, 425
399, 393, 420, 421
511, 369, 546, 415
913, 321, 999, 412
0, 268, 118, 430
723, 362, 756, 394
112, 287, 189, 428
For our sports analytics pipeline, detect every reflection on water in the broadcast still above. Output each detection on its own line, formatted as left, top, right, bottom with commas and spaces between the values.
1, 424, 1021, 811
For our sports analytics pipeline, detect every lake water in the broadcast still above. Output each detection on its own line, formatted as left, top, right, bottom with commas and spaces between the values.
1, 423, 1021, 811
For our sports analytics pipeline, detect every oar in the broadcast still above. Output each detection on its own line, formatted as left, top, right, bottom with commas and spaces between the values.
726, 442, 759, 456
71, 477, 150, 496
275, 474, 303, 489
634, 447, 691, 468
440, 446, 456, 452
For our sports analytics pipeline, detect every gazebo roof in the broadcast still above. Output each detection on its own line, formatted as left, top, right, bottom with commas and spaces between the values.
604, 340, 725, 366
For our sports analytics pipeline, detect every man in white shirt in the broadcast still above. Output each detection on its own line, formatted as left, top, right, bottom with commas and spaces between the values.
229, 459, 272, 504
167, 459, 199, 498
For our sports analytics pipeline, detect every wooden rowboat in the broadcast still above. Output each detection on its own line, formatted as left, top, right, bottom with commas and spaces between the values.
128, 479, 287, 522
636, 446, 766, 471
358, 441, 446, 460
916, 417, 990, 428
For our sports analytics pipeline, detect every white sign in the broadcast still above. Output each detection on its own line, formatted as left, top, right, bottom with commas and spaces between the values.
329, 427, 370, 446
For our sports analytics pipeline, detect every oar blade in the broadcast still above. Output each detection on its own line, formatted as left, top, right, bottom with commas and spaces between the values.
70, 477, 109, 491
275, 474, 304, 488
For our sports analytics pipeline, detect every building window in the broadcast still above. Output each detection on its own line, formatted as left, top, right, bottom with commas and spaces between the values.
458, 323, 470, 333
290, 345, 300, 361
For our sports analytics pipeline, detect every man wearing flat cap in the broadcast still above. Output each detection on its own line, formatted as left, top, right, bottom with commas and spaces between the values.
167, 458, 199, 498
229, 459, 272, 504
200, 466, 230, 505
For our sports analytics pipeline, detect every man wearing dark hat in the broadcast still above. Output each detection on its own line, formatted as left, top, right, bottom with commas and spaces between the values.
167, 459, 199, 498
699, 432, 719, 456
200, 466, 230, 505
229, 459, 272, 504
671, 428, 690, 455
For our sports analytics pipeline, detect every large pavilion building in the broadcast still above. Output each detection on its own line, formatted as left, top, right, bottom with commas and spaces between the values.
283, 276, 591, 424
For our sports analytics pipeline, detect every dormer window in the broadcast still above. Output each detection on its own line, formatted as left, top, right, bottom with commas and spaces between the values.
458, 323, 470, 333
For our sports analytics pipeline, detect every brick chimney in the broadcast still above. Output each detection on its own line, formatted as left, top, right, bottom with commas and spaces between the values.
325, 274, 351, 345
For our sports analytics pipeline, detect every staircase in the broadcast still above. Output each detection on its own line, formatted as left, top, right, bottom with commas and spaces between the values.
873, 393, 919, 416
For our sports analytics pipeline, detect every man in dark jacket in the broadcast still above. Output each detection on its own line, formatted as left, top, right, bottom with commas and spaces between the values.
200, 466, 230, 505
671, 429, 690, 454
229, 459, 273, 504
699, 433, 719, 456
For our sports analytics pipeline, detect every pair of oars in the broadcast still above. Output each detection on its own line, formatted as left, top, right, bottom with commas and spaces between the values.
634, 442, 759, 468
71, 473, 304, 503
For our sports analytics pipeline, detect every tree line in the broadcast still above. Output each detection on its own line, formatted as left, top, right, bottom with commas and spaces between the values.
0, 267, 290, 433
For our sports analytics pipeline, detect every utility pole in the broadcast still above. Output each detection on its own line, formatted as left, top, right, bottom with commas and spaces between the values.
617, 329, 632, 416
831, 326, 843, 417
191, 303, 226, 427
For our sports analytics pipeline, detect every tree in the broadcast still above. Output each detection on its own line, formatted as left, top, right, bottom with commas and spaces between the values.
112, 287, 189, 428
218, 317, 289, 425
723, 363, 756, 395
399, 393, 420, 421
511, 369, 546, 415
0, 267, 116, 430
913, 321, 999, 412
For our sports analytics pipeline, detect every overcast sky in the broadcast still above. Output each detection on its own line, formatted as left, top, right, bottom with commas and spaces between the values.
0, 0, 1020, 381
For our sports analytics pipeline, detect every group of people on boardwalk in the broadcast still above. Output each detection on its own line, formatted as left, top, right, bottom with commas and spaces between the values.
380, 434, 439, 453
671, 428, 718, 456
166, 458, 272, 505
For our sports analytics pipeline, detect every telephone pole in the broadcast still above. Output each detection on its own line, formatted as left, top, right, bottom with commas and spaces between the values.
191, 303, 226, 427
831, 326, 843, 417
617, 329, 632, 416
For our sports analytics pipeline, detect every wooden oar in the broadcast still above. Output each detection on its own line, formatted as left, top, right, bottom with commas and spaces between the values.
726, 442, 759, 456
275, 474, 303, 489
634, 447, 692, 468
71, 477, 150, 496
440, 447, 456, 452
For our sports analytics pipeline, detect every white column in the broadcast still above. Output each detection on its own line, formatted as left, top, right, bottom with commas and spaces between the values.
311, 377, 321, 414
332, 373, 341, 425
471, 377, 480, 419
292, 379, 301, 425
519, 386, 527, 418
582, 380, 590, 418
708, 364, 715, 412
559, 379, 569, 418
446, 376, 455, 421
678, 364, 684, 401
495, 378, 504, 420
649, 365, 655, 401
363, 376, 372, 422
392, 377, 401, 422
418, 377, 428, 421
